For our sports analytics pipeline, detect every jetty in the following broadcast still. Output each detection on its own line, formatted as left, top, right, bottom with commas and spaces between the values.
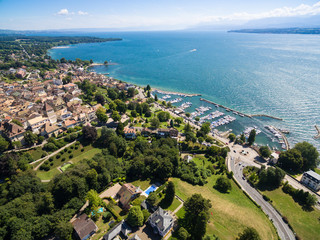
314, 125, 320, 139
154, 89, 201, 97
200, 98, 252, 118
250, 114, 283, 121
271, 125, 290, 150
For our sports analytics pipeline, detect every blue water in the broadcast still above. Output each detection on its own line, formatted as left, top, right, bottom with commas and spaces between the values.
49, 31, 320, 151
145, 185, 157, 196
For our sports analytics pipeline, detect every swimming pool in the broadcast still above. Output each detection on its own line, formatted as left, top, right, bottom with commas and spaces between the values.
144, 185, 157, 196
91, 207, 103, 216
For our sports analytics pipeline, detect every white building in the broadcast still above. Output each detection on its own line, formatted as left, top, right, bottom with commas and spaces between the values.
301, 170, 320, 192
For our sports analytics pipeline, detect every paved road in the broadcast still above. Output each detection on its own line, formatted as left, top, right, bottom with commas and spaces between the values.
230, 156, 295, 240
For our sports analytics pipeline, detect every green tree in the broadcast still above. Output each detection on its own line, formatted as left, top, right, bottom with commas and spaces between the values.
142, 209, 150, 223
200, 122, 211, 135
146, 84, 151, 91
147, 191, 158, 206
127, 206, 144, 227
163, 181, 175, 206
177, 227, 190, 240
127, 88, 135, 98
278, 148, 303, 172
95, 93, 105, 105
150, 118, 160, 129
54, 221, 73, 240
174, 117, 183, 126
240, 133, 246, 143
82, 125, 97, 142
228, 133, 236, 142
96, 107, 108, 123
0, 136, 9, 152
215, 176, 232, 193
184, 122, 191, 132
24, 131, 38, 146
237, 227, 261, 240
111, 111, 121, 122
154, 94, 158, 101
184, 194, 211, 239
248, 129, 256, 146
116, 122, 124, 136
259, 146, 271, 158
114, 99, 127, 114
86, 189, 101, 209
157, 111, 170, 122
294, 141, 319, 170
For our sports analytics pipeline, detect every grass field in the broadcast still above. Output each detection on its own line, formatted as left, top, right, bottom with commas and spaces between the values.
130, 180, 152, 191
171, 177, 278, 240
27, 147, 47, 161
166, 197, 182, 212
36, 144, 102, 180
262, 188, 320, 240
314, 168, 320, 175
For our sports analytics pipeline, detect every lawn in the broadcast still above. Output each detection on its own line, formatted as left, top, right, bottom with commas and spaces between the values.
36, 144, 102, 181
36, 168, 60, 180
91, 215, 112, 240
166, 197, 182, 212
171, 177, 278, 240
27, 147, 47, 161
129, 179, 152, 191
314, 168, 320, 175
60, 163, 73, 172
262, 188, 320, 240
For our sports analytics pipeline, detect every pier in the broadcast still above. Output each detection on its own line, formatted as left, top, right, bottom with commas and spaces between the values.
314, 125, 320, 139
154, 89, 201, 97
270, 125, 290, 150
200, 98, 252, 118
250, 114, 283, 121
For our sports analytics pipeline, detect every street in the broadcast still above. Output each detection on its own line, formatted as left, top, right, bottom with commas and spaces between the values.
230, 156, 296, 240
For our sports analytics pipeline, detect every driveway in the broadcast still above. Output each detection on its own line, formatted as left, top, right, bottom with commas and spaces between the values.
131, 224, 161, 240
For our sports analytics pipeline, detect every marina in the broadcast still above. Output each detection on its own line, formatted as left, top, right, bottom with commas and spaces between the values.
265, 125, 290, 150
200, 98, 252, 118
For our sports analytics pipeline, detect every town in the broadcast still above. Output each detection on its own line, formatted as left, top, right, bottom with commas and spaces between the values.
0, 34, 319, 240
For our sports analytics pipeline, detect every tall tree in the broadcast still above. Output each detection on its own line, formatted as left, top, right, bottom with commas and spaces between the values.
82, 125, 97, 142
248, 129, 256, 146
24, 131, 38, 146
0, 136, 9, 152
127, 206, 144, 227
294, 141, 319, 170
184, 194, 211, 239
237, 227, 261, 240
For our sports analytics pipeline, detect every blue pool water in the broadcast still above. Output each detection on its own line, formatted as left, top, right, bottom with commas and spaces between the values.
91, 207, 103, 216
145, 185, 157, 196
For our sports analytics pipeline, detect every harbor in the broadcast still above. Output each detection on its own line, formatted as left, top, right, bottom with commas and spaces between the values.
199, 98, 252, 118
154, 89, 201, 97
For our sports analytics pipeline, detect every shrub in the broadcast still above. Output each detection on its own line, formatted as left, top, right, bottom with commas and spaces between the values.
56, 154, 61, 159
49, 157, 54, 162
41, 153, 47, 158
50, 162, 54, 166
70, 146, 74, 149
61, 157, 66, 162
75, 146, 79, 150
262, 194, 271, 202
282, 216, 288, 224
214, 176, 232, 193
81, 148, 84, 152
68, 150, 72, 154
64, 148, 68, 152
69, 154, 73, 159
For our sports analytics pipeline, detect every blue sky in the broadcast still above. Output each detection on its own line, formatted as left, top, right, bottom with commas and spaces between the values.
1, 0, 320, 30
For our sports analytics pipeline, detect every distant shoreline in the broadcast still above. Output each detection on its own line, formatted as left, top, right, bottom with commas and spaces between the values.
229, 27, 320, 35
52, 46, 70, 49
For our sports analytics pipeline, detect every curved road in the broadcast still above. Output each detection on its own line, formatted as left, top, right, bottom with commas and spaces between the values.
229, 156, 295, 240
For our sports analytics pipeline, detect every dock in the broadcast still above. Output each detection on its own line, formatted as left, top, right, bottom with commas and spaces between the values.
200, 98, 252, 118
314, 125, 320, 139
250, 114, 283, 121
271, 125, 290, 150
154, 89, 201, 97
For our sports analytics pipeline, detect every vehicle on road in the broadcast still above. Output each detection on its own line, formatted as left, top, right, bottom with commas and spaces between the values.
233, 150, 236, 153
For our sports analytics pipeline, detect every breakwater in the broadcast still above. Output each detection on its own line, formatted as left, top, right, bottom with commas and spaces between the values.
314, 125, 320, 139
250, 114, 283, 121
200, 98, 252, 118
154, 89, 201, 97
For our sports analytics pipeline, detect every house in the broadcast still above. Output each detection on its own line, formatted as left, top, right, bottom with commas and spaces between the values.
27, 116, 49, 133
64, 119, 77, 129
183, 155, 193, 163
103, 220, 132, 240
72, 214, 98, 240
0, 121, 25, 142
44, 102, 57, 124
301, 170, 320, 192
40, 122, 60, 138
123, 127, 136, 139
148, 207, 174, 237
157, 128, 179, 138
117, 183, 142, 208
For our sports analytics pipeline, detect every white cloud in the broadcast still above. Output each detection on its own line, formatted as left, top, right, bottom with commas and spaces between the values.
57, 9, 69, 16
202, 1, 320, 24
78, 11, 88, 16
